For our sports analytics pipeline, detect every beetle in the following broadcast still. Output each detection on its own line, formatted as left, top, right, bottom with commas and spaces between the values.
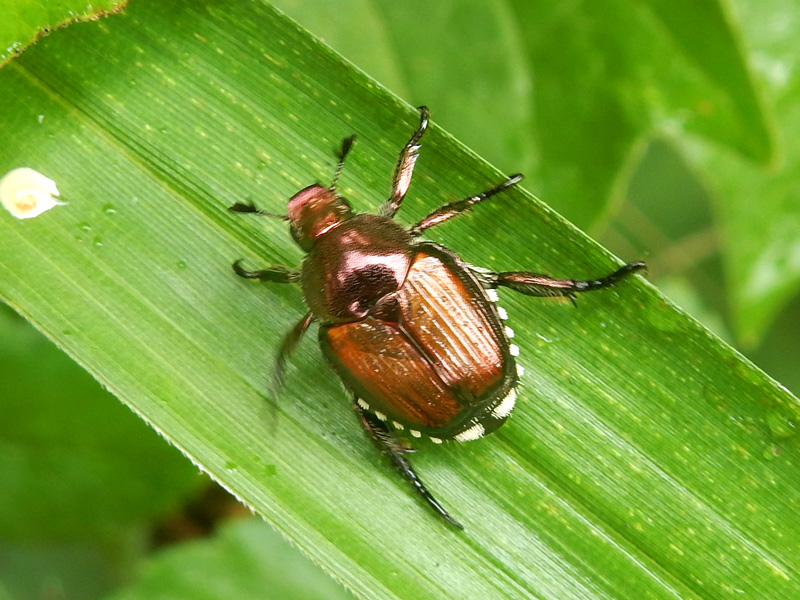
230, 107, 644, 528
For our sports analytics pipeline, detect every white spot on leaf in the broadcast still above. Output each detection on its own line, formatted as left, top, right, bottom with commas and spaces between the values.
0, 168, 64, 219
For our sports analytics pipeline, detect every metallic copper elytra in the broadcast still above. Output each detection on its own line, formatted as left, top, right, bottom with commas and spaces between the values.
321, 319, 461, 429
320, 244, 512, 437
230, 106, 645, 528
398, 248, 505, 398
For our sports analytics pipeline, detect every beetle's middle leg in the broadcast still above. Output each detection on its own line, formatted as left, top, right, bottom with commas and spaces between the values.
409, 174, 523, 237
354, 401, 463, 530
272, 312, 314, 395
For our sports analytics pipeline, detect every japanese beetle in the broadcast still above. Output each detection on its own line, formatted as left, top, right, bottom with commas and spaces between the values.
231, 107, 644, 528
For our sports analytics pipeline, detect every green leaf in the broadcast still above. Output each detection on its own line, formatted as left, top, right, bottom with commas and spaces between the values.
682, 0, 800, 344
106, 518, 355, 600
275, 0, 773, 228
0, 541, 117, 600
0, 306, 200, 600
0, 305, 200, 542
0, 0, 127, 67
1, 1, 798, 599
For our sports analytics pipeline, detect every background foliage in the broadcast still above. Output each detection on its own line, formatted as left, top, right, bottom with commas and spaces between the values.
1, 0, 799, 599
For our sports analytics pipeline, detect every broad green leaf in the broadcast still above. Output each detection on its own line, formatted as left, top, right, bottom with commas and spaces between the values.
0, 1, 798, 599
0, 0, 127, 67
650, 276, 733, 343
106, 518, 355, 600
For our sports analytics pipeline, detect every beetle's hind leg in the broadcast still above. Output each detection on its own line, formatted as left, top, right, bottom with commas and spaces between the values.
378, 106, 430, 219
477, 262, 646, 303
354, 401, 463, 530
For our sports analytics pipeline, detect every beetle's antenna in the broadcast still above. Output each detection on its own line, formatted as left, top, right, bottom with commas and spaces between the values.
229, 201, 289, 220
330, 135, 356, 191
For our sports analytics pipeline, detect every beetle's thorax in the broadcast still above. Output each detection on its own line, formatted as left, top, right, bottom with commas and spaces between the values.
300, 213, 413, 323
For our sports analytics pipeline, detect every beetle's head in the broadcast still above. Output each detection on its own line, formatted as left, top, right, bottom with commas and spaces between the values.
287, 184, 353, 251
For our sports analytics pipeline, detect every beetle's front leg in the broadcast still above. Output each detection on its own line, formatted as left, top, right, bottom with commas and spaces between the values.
477, 262, 646, 301
354, 401, 463, 530
378, 106, 429, 219
232, 260, 301, 283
